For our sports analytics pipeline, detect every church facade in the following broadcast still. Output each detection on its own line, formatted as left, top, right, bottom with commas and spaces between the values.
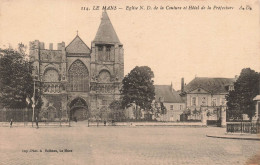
29, 11, 124, 121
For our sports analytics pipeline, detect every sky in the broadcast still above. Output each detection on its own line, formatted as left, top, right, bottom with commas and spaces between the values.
0, 0, 259, 90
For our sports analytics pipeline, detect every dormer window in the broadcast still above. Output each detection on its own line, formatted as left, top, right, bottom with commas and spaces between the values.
98, 46, 103, 51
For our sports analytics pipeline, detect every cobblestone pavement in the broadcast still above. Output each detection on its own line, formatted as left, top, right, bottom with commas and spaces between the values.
0, 124, 259, 165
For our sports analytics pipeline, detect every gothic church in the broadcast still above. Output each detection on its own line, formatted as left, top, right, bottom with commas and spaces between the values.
29, 11, 124, 121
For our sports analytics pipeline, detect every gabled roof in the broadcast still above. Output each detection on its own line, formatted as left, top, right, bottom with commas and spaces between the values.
155, 85, 184, 103
183, 77, 235, 94
66, 35, 90, 55
93, 11, 121, 44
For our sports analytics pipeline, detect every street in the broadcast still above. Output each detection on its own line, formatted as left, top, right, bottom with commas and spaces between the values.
0, 124, 259, 165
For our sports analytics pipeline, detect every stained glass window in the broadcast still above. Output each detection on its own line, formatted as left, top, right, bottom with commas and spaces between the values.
68, 60, 89, 92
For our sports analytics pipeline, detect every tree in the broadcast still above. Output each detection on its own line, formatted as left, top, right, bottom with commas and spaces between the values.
0, 44, 42, 109
121, 66, 155, 119
109, 100, 125, 121
160, 102, 167, 114
226, 68, 260, 120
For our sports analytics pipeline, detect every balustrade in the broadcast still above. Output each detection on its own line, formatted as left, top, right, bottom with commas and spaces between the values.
43, 82, 62, 94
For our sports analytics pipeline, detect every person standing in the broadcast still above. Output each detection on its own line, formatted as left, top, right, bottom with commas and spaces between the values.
10, 119, 13, 128
36, 117, 39, 129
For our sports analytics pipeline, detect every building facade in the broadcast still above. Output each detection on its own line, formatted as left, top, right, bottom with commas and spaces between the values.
180, 77, 235, 122
30, 11, 124, 121
154, 85, 185, 121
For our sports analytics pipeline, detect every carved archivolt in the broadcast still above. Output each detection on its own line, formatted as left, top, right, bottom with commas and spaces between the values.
69, 97, 88, 108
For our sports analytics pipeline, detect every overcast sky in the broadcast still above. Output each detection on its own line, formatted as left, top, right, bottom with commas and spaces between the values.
0, 0, 259, 90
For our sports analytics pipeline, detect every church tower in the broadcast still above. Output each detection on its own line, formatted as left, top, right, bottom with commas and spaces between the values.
90, 11, 124, 118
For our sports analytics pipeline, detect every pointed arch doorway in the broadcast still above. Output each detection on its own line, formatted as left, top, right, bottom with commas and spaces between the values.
69, 97, 89, 121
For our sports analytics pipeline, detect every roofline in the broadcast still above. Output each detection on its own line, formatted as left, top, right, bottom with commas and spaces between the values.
92, 41, 122, 45
192, 77, 236, 79
185, 86, 211, 94
66, 54, 91, 58
162, 101, 185, 104
65, 35, 91, 51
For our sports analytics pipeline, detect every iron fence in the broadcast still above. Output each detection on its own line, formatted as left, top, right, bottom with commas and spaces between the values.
227, 122, 260, 134
0, 108, 35, 122
0, 108, 70, 127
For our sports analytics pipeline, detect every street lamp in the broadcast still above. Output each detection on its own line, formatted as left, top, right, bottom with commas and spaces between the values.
60, 108, 62, 127
31, 75, 39, 127
31, 79, 36, 127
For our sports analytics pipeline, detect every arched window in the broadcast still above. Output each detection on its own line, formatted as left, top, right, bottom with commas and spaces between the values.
43, 69, 59, 82
98, 70, 111, 83
68, 60, 89, 92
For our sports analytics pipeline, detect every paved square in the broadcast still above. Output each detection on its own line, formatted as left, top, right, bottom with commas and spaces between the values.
0, 124, 259, 165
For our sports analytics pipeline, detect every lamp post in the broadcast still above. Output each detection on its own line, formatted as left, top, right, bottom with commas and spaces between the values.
31, 80, 36, 127
31, 74, 39, 127
60, 108, 62, 127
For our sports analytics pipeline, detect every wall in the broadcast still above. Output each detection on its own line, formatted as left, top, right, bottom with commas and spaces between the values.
157, 102, 185, 121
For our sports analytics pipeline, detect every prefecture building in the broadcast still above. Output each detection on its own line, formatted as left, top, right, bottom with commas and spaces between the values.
180, 77, 236, 123
29, 11, 124, 121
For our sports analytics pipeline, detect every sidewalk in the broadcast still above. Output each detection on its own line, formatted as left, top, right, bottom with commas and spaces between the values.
0, 121, 207, 127
206, 132, 260, 141
0, 122, 70, 127
75, 121, 207, 127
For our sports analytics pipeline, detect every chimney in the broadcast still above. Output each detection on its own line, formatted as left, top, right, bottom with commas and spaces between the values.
181, 78, 184, 92
49, 43, 53, 50
170, 82, 174, 93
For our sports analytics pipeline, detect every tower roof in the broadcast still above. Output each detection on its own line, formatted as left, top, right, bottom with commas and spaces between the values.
93, 11, 121, 44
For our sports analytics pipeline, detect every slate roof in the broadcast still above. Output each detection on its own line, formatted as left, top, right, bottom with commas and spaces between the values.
155, 85, 184, 103
66, 35, 91, 55
183, 77, 235, 94
93, 11, 121, 44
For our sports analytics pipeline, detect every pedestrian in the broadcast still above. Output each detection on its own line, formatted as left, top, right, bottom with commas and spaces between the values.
104, 120, 106, 126
36, 117, 39, 129
112, 120, 115, 126
10, 119, 13, 128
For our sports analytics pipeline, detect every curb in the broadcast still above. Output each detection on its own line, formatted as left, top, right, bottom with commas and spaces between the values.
206, 134, 260, 141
